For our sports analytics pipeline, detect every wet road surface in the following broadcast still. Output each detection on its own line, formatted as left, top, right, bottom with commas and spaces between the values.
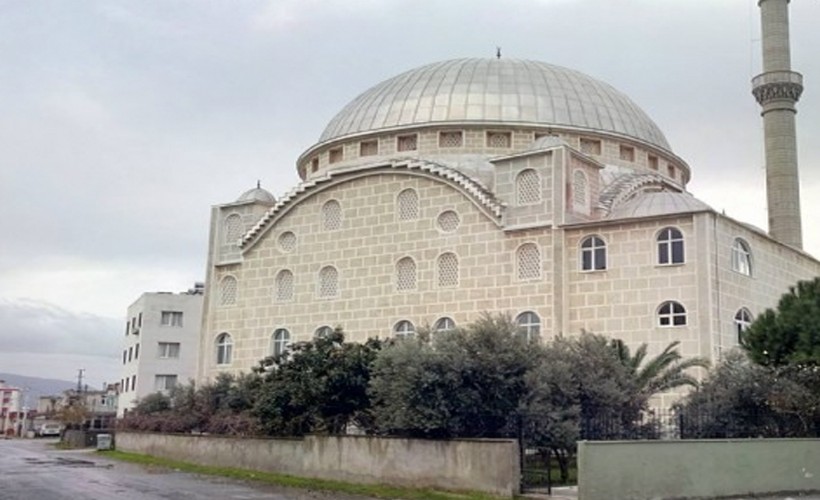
0, 438, 376, 500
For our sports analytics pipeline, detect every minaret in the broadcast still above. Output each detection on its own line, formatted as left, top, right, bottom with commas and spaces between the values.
752, 0, 804, 249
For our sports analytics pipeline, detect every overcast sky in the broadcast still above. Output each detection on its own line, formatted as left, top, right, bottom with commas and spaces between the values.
2, 0, 819, 387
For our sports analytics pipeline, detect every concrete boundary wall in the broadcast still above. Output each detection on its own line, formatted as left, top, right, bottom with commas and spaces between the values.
116, 431, 520, 497
578, 439, 820, 500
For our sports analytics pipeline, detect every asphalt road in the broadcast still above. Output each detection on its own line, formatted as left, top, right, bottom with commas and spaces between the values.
0, 438, 375, 500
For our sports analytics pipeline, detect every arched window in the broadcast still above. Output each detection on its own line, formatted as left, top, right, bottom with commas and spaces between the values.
581, 236, 607, 271
516, 169, 541, 205
278, 231, 297, 253
734, 308, 753, 344
517, 243, 541, 280
436, 210, 460, 233
394, 320, 415, 339
274, 269, 294, 302
573, 170, 588, 209
216, 333, 233, 365
437, 252, 459, 287
219, 276, 237, 306
433, 317, 456, 333
516, 311, 541, 341
396, 257, 417, 291
271, 329, 290, 357
224, 214, 244, 244
315, 325, 333, 339
322, 200, 342, 231
318, 266, 339, 298
657, 227, 684, 265
397, 188, 420, 221
731, 238, 752, 276
658, 301, 686, 327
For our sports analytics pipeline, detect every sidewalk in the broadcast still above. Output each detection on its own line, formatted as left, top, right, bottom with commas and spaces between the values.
520, 486, 577, 499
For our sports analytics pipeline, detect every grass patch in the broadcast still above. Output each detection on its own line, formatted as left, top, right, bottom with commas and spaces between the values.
98, 450, 507, 500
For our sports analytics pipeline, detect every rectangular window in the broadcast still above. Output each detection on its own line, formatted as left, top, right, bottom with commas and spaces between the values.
438, 131, 463, 148
158, 342, 181, 359
125, 322, 129, 336
648, 155, 659, 170
579, 138, 602, 155
619, 145, 635, 161
138, 312, 142, 327
122, 350, 127, 365
128, 347, 133, 362
396, 134, 418, 152
154, 374, 178, 391
328, 147, 343, 164
160, 311, 183, 327
311, 157, 319, 172
131, 375, 136, 392
134, 343, 140, 360
486, 131, 512, 148
359, 140, 378, 156
667, 165, 676, 179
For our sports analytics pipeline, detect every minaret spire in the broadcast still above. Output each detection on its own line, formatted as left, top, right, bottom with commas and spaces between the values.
752, 0, 804, 249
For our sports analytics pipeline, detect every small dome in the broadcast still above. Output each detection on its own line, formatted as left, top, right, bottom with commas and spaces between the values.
608, 191, 712, 220
319, 58, 671, 152
237, 184, 276, 204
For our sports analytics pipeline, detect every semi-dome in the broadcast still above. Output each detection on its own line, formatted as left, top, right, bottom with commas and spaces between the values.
319, 58, 671, 152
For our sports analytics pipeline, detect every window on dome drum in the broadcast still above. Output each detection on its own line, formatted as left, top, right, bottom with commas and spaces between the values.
437, 252, 459, 287
278, 231, 297, 253
220, 276, 238, 306
359, 140, 378, 157
657, 227, 684, 265
224, 214, 244, 244
580, 138, 602, 155
397, 134, 418, 152
394, 320, 415, 339
154, 374, 177, 392
216, 333, 233, 365
516, 311, 541, 341
322, 200, 342, 231
516, 169, 542, 205
434, 317, 456, 333
158, 342, 180, 359
734, 308, 753, 344
328, 147, 343, 164
311, 157, 319, 172
160, 311, 183, 327
315, 326, 333, 339
648, 155, 659, 170
396, 257, 417, 291
517, 243, 541, 281
271, 328, 291, 357
620, 145, 635, 162
439, 131, 463, 148
437, 210, 460, 233
135, 343, 139, 359
667, 165, 675, 180
275, 269, 294, 302
573, 170, 588, 209
658, 301, 686, 327
731, 238, 753, 276
397, 188, 420, 220
581, 236, 607, 271
318, 266, 339, 298
486, 131, 511, 148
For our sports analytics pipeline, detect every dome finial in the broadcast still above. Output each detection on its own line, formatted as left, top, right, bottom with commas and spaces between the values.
257, 180, 261, 189
496, 46, 501, 59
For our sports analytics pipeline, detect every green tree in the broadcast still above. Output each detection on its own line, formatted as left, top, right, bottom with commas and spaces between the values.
742, 277, 820, 366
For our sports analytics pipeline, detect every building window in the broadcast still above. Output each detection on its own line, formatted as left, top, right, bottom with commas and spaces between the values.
360, 140, 378, 157
657, 227, 684, 265
516, 169, 541, 205
734, 308, 753, 344
648, 155, 659, 170
620, 145, 635, 161
216, 333, 233, 365
439, 130, 463, 148
275, 269, 294, 302
138, 312, 142, 327
318, 266, 339, 298
128, 346, 132, 362
311, 157, 319, 172
278, 231, 297, 253
731, 238, 753, 276
516, 311, 541, 341
315, 326, 333, 339
667, 165, 676, 180
322, 200, 342, 231
220, 276, 238, 306
396, 257, 417, 291
396, 188, 420, 221
436, 210, 460, 233
328, 147, 343, 164
486, 131, 511, 148
154, 375, 178, 392
158, 342, 180, 359
573, 170, 588, 209
580, 138, 602, 155
437, 252, 459, 287
271, 328, 291, 357
122, 349, 126, 364
658, 301, 687, 327
394, 320, 415, 339
160, 311, 183, 327
135, 343, 140, 360
581, 236, 607, 271
131, 375, 136, 392
397, 134, 418, 152
224, 214, 244, 244
434, 317, 456, 333
517, 243, 541, 281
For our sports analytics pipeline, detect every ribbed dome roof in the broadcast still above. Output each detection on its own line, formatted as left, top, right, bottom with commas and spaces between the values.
319, 58, 671, 152
237, 185, 276, 204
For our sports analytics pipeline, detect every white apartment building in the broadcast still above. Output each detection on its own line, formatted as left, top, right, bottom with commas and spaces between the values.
117, 283, 204, 416
0, 380, 23, 436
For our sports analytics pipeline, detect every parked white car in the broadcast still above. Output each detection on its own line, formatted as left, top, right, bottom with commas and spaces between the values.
38, 424, 62, 437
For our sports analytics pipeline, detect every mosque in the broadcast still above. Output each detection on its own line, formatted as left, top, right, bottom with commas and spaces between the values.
197, 0, 817, 404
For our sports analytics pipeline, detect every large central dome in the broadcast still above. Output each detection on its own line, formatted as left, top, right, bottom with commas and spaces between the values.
319, 58, 671, 152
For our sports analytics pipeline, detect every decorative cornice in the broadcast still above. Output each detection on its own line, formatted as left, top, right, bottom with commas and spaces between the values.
752, 70, 803, 106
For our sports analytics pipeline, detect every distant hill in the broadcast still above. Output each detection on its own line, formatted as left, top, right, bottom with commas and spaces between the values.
0, 373, 75, 406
